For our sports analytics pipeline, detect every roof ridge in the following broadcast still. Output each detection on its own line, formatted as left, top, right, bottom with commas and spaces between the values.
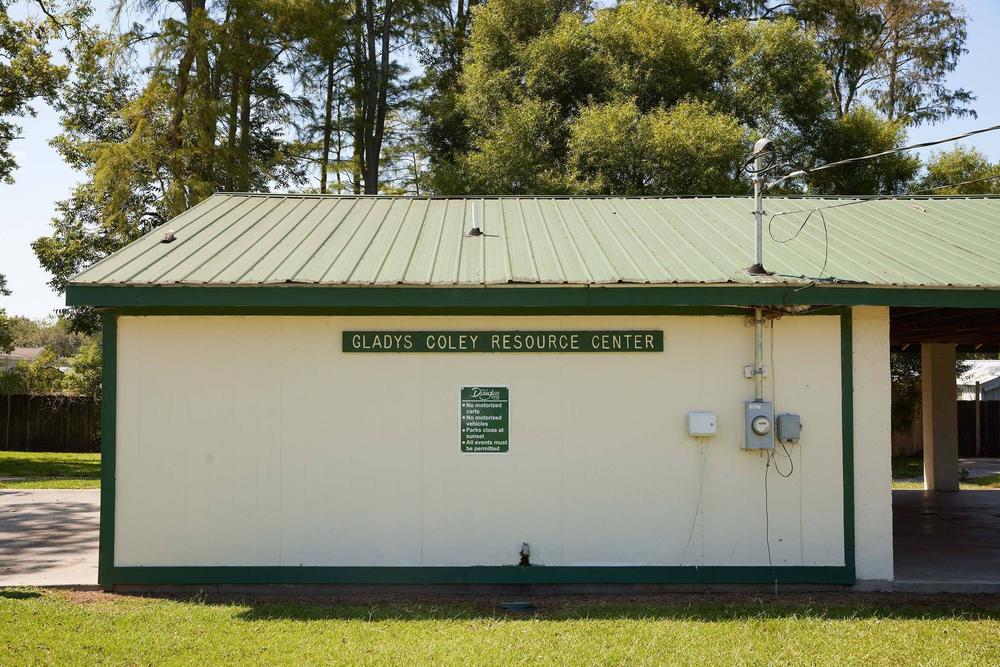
212, 192, 1000, 201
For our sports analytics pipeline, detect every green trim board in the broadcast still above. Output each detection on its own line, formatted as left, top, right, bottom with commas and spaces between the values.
840, 310, 856, 572
68, 284, 1000, 309
106, 565, 854, 586
98, 307, 855, 587
99, 311, 117, 588
344, 330, 664, 353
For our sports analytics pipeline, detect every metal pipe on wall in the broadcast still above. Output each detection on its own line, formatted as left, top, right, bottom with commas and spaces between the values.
754, 307, 764, 401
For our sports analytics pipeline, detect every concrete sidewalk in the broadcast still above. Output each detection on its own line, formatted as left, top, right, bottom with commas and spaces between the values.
961, 457, 1000, 479
0, 489, 99, 586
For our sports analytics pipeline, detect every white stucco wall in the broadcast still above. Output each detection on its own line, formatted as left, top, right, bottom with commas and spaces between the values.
851, 306, 893, 582
113, 312, 886, 573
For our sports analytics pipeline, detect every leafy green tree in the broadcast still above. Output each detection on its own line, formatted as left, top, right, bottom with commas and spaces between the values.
715, 16, 829, 139
1, 348, 64, 394
31, 27, 159, 332
286, 0, 353, 193
917, 146, 1000, 195
870, 0, 972, 124
4, 316, 89, 356
414, 0, 481, 176
460, 97, 568, 194
62, 340, 101, 398
568, 100, 748, 195
0, 276, 13, 354
807, 107, 919, 194
678, 0, 768, 18
0, 0, 84, 183
435, 0, 880, 196
591, 0, 715, 112
790, 0, 972, 124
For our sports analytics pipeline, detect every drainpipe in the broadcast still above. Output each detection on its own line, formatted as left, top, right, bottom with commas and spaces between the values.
754, 308, 764, 401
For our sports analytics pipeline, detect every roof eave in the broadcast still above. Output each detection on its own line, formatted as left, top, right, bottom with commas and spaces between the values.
63, 283, 1000, 310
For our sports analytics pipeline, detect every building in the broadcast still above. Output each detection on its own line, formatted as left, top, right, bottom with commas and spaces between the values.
0, 346, 44, 373
958, 360, 1000, 401
66, 194, 1000, 589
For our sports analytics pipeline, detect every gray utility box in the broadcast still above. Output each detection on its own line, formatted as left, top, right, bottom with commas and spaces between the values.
777, 413, 802, 443
744, 401, 774, 450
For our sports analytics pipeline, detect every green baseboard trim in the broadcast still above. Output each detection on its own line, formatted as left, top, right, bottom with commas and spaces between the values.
105, 565, 855, 586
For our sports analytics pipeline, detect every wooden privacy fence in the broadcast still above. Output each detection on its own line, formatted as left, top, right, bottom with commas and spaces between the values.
958, 400, 1000, 458
1, 394, 101, 452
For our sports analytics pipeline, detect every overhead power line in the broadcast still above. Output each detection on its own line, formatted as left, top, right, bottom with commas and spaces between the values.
764, 173, 1000, 282
911, 173, 1000, 194
766, 122, 1000, 190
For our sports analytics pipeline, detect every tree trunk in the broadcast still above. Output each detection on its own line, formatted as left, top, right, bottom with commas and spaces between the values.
362, 0, 392, 194
237, 65, 252, 191
886, 27, 900, 121
361, 0, 379, 194
320, 59, 335, 194
167, 0, 197, 214
351, 0, 365, 194
193, 3, 215, 191
336, 84, 344, 193
226, 68, 239, 191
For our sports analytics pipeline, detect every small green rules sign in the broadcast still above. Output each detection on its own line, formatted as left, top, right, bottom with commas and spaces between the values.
460, 386, 509, 453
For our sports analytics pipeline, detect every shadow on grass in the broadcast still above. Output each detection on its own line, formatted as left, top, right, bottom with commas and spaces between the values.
0, 451, 101, 479
113, 592, 1000, 623
0, 589, 43, 600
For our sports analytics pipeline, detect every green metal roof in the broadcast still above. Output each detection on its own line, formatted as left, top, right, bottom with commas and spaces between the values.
68, 193, 1000, 289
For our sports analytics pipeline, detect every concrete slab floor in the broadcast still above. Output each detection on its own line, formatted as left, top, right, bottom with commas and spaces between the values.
893, 489, 1000, 585
0, 489, 99, 586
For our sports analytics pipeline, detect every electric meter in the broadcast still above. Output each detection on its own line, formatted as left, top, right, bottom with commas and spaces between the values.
751, 415, 771, 436
744, 401, 774, 450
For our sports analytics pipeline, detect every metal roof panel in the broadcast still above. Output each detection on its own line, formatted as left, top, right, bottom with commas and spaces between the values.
69, 193, 1000, 289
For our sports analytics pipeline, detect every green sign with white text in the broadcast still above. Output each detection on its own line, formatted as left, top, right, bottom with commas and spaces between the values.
461, 386, 509, 453
343, 331, 663, 353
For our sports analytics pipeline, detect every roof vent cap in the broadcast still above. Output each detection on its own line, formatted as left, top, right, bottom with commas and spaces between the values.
468, 200, 483, 236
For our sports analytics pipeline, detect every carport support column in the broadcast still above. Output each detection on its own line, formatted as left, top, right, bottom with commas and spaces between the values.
921, 343, 959, 492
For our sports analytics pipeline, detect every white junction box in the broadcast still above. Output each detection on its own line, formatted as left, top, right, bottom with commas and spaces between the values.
688, 411, 717, 436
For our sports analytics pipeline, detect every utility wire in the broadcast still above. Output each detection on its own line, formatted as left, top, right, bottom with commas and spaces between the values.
911, 173, 1000, 194
770, 172, 1000, 224
764, 171, 1000, 283
766, 122, 1000, 189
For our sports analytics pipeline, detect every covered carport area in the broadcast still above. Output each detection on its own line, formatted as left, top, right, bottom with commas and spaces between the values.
890, 307, 1000, 589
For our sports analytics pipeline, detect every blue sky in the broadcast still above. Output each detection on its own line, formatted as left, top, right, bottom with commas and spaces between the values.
2, 0, 1000, 319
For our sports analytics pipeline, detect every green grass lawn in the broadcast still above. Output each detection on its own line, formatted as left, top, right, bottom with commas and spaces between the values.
892, 456, 923, 480
893, 474, 1000, 490
891, 455, 1000, 490
0, 451, 100, 489
1, 590, 998, 665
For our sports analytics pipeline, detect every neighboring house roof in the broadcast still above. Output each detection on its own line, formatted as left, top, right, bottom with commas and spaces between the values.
0, 347, 45, 363
67, 194, 1000, 289
959, 360, 1000, 387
